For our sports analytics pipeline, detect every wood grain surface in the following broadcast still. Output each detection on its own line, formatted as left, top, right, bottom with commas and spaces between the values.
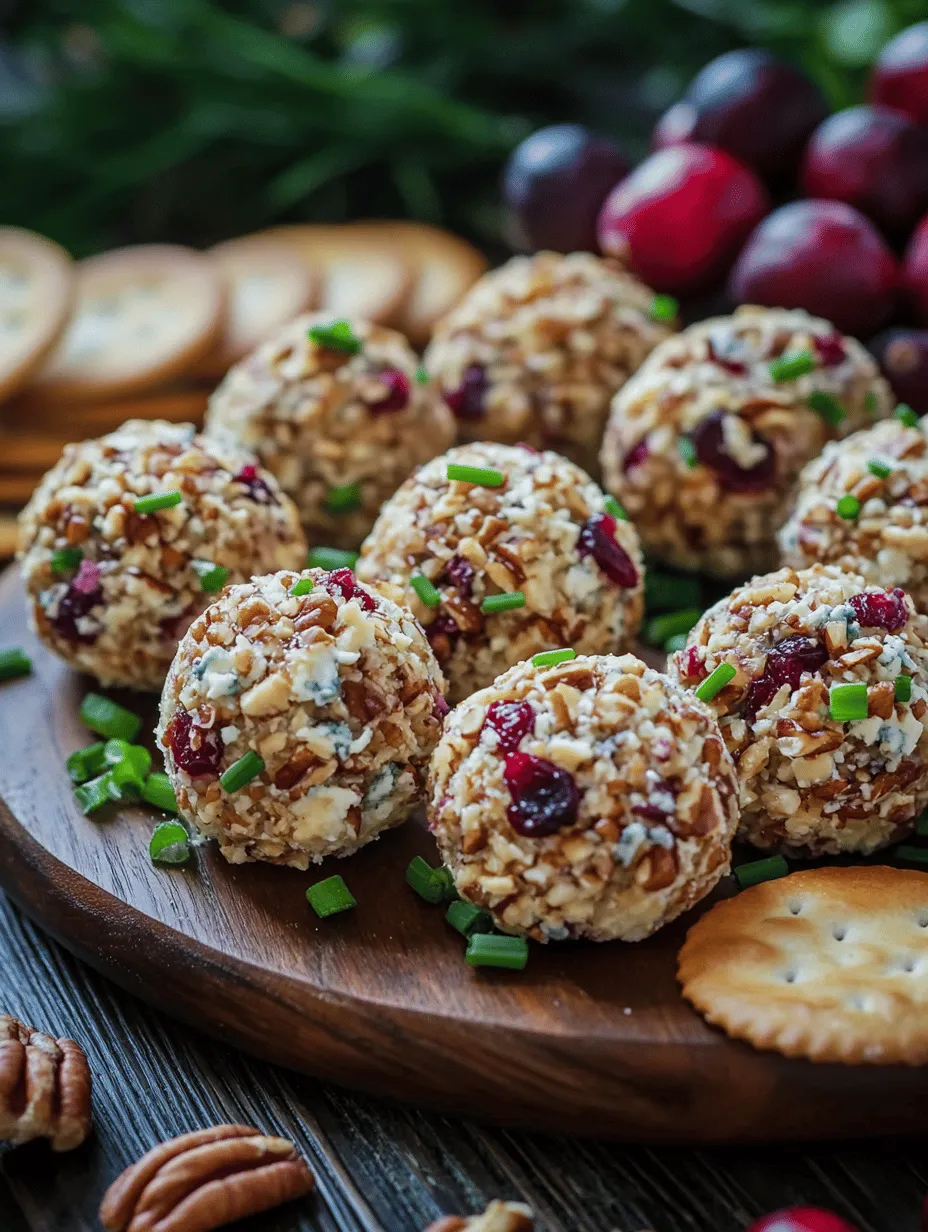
2, 567, 928, 1148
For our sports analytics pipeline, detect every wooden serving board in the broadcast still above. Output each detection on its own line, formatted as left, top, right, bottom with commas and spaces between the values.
1, 568, 927, 1143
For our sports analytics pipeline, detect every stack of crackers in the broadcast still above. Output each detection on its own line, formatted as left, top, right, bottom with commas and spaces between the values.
0, 221, 487, 559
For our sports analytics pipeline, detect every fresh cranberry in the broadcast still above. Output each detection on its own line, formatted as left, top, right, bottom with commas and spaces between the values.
51, 559, 103, 644
728, 200, 898, 338
622, 439, 650, 472
369, 368, 410, 415
849, 588, 908, 633
483, 700, 536, 755
443, 555, 475, 598
869, 329, 928, 415
746, 1208, 859, 1232
233, 463, 277, 505
744, 635, 828, 719
166, 711, 223, 778
801, 105, 928, 236
904, 213, 928, 325
578, 513, 638, 588
598, 144, 769, 294
652, 49, 828, 183
324, 568, 375, 612
813, 332, 846, 367
870, 21, 928, 126
504, 752, 579, 838
503, 123, 630, 252
689, 409, 776, 494
444, 365, 487, 422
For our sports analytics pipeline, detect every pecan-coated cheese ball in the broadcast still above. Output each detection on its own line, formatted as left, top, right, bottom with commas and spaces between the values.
427, 654, 739, 942
668, 565, 928, 857
779, 416, 928, 614
18, 419, 306, 690
600, 306, 893, 578
356, 442, 644, 704
158, 568, 447, 868
205, 313, 454, 549
423, 251, 674, 477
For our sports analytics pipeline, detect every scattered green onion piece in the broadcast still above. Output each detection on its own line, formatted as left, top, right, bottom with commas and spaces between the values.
650, 293, 678, 322
678, 437, 698, 468
645, 608, 701, 647
74, 772, 119, 816
431, 866, 456, 903
446, 900, 495, 938
893, 845, 928, 867
142, 772, 178, 813
133, 490, 182, 515
290, 578, 315, 597
79, 693, 142, 742
191, 560, 229, 593
769, 350, 815, 382
694, 662, 736, 703
603, 494, 628, 520
865, 390, 880, 416
415, 365, 429, 384
836, 494, 861, 520
665, 633, 689, 653
324, 483, 362, 514
806, 391, 845, 426
306, 874, 357, 918
308, 319, 362, 354
645, 571, 701, 613
829, 682, 869, 722
734, 855, 789, 890
481, 591, 526, 614
465, 933, 529, 970
896, 403, 919, 427
109, 758, 145, 798
50, 547, 83, 573
149, 820, 191, 866
868, 459, 893, 479
447, 463, 505, 488
308, 547, 359, 571
896, 675, 913, 703
916, 813, 928, 837
103, 738, 143, 768
0, 648, 32, 682
67, 742, 107, 784
405, 855, 446, 904
410, 574, 442, 607
219, 750, 265, 793
531, 648, 575, 668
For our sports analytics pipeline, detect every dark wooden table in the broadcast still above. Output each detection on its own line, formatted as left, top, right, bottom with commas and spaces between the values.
0, 895, 926, 1231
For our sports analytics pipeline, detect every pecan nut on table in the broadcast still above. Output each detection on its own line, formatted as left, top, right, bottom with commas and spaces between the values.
0, 1012, 92, 1151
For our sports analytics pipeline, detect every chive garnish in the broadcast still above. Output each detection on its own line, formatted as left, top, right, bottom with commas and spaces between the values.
650, 293, 678, 322
465, 933, 528, 970
531, 648, 575, 668
415, 365, 429, 385
829, 682, 868, 722
410, 574, 442, 607
0, 649, 32, 682
324, 483, 362, 514
290, 578, 315, 597
308, 320, 362, 354
50, 547, 83, 573
769, 350, 815, 382
893, 845, 928, 867
836, 494, 860, 519
896, 404, 919, 427
694, 662, 735, 702
79, 693, 141, 742
133, 491, 182, 515
447, 463, 505, 488
645, 609, 701, 647
481, 592, 526, 614
645, 571, 701, 613
149, 820, 191, 865
219, 750, 264, 793
806, 391, 845, 426
191, 560, 229, 593
406, 855, 455, 904
74, 772, 119, 816
67, 742, 107, 784
306, 874, 357, 918
868, 459, 892, 479
308, 546, 359, 571
678, 437, 698, 468
446, 900, 495, 938
142, 772, 178, 813
734, 855, 789, 890
895, 675, 913, 703
603, 494, 628, 521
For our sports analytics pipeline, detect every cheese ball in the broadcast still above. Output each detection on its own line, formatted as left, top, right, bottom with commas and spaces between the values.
423, 251, 674, 477
356, 442, 644, 704
779, 415, 928, 614
427, 653, 739, 942
205, 313, 455, 549
600, 306, 893, 578
667, 564, 928, 857
18, 419, 306, 691
158, 567, 447, 868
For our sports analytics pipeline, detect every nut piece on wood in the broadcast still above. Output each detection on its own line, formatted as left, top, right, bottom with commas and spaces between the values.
99, 1123, 315, 1232
424, 1201, 534, 1232
0, 1012, 92, 1151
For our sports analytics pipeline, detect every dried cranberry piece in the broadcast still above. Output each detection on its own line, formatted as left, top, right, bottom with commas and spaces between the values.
167, 710, 223, 778
689, 409, 776, 494
578, 512, 638, 588
432, 692, 450, 720
622, 439, 650, 472
743, 635, 828, 719
814, 331, 846, 367
51, 559, 103, 644
324, 568, 375, 612
444, 365, 487, 421
442, 555, 475, 598
233, 463, 277, 505
849, 587, 907, 632
369, 368, 410, 415
678, 646, 707, 681
504, 752, 579, 837
706, 336, 748, 375
483, 700, 536, 755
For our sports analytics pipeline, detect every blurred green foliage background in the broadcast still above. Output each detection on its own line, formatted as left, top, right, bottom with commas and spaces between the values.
0, 0, 924, 256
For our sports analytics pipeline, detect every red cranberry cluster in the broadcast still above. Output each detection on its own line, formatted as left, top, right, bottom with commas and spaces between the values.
743, 635, 829, 719
324, 568, 376, 612
166, 710, 223, 778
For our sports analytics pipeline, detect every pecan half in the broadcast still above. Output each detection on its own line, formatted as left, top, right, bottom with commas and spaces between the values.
99, 1124, 314, 1232
0, 1013, 92, 1151
424, 1202, 534, 1232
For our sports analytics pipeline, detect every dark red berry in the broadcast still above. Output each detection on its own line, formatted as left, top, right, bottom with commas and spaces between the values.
622, 439, 650, 472
678, 645, 707, 681
324, 568, 375, 612
801, 105, 928, 236
504, 752, 579, 838
483, 700, 536, 756
849, 588, 907, 633
167, 710, 223, 778
503, 123, 630, 253
598, 143, 768, 294
442, 555, 475, 598
369, 368, 410, 415
869, 329, 928, 416
728, 200, 898, 338
233, 463, 277, 505
904, 213, 928, 325
870, 21, 928, 127
51, 559, 103, 644
744, 635, 828, 719
813, 332, 846, 367
746, 1208, 859, 1232
689, 409, 776, 494
444, 365, 487, 422
578, 512, 638, 588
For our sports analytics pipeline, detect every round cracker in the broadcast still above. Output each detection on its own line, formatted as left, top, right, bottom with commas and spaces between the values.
679, 865, 928, 1065
0, 228, 73, 402
29, 244, 223, 402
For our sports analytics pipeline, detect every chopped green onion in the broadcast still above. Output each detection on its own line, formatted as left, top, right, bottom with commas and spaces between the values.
142, 772, 177, 813
191, 560, 228, 593
308, 319, 362, 354
896, 403, 919, 427
645, 609, 701, 647
916, 813, 928, 837
50, 547, 83, 573
465, 933, 528, 970
531, 648, 575, 668
645, 571, 701, 613
446, 900, 495, 938
806, 391, 846, 426
769, 350, 815, 382
79, 693, 141, 742
868, 459, 893, 479
481, 591, 526, 614
0, 649, 32, 682
219, 750, 265, 793
836, 494, 861, 520
603, 494, 628, 520
74, 772, 119, 816
405, 855, 454, 904
103, 738, 150, 771
895, 675, 913, 703
67, 742, 107, 784
415, 365, 429, 385
734, 855, 789, 890
829, 682, 869, 722
410, 574, 442, 607
678, 437, 698, 468
665, 633, 689, 653
447, 463, 505, 488
893, 844, 928, 867
306, 874, 357, 917
133, 491, 182, 515
290, 578, 315, 597
324, 483, 362, 514
650, 293, 678, 322
431, 866, 456, 902
694, 662, 736, 703
110, 758, 146, 798
149, 820, 191, 865
865, 389, 880, 416
308, 546, 359, 571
